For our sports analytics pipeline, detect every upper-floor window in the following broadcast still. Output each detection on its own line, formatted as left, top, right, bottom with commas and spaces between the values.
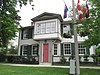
35, 21, 56, 34
63, 25, 70, 34
78, 44, 86, 54
21, 28, 33, 39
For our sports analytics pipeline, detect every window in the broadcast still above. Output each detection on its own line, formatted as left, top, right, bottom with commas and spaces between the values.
64, 43, 71, 54
54, 44, 58, 55
23, 29, 28, 39
36, 24, 41, 34
36, 21, 56, 34
46, 22, 51, 33
51, 22, 56, 33
22, 28, 33, 39
78, 44, 86, 54
41, 23, 46, 33
23, 46, 28, 56
32, 45, 38, 55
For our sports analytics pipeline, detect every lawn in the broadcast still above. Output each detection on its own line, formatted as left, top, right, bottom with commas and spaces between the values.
0, 64, 100, 75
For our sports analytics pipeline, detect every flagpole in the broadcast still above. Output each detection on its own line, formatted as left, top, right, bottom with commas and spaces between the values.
72, 0, 80, 75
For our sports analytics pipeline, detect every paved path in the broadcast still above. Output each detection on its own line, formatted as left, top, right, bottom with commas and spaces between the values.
1, 63, 100, 69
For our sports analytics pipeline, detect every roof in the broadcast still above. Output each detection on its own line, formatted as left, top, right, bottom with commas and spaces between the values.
31, 12, 63, 22
20, 26, 34, 30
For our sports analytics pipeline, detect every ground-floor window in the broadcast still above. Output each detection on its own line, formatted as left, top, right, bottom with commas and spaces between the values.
22, 45, 28, 56
63, 43, 71, 55
53, 44, 58, 55
78, 43, 86, 54
20, 44, 38, 56
32, 45, 38, 56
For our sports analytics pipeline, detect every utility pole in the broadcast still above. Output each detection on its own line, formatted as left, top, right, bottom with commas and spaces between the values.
72, 0, 80, 75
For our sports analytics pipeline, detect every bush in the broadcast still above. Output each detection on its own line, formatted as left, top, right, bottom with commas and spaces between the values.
60, 55, 66, 64
0, 52, 6, 62
83, 54, 89, 62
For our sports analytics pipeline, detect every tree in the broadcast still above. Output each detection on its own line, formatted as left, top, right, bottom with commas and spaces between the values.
78, 0, 100, 47
0, 0, 34, 48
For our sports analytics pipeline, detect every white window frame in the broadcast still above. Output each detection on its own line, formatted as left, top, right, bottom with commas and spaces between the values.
22, 45, 28, 56
53, 44, 58, 56
63, 43, 71, 55
32, 45, 38, 56
23, 29, 28, 39
78, 43, 86, 55
35, 21, 56, 34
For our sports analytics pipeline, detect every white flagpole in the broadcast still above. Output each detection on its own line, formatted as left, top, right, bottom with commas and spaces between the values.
72, 0, 80, 75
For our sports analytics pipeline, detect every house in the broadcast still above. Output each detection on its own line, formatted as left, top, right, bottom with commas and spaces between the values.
18, 12, 95, 65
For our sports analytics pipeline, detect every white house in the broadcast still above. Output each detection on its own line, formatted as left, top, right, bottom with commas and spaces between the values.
18, 12, 95, 65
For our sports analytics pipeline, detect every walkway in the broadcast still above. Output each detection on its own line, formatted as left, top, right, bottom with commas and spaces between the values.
1, 63, 100, 69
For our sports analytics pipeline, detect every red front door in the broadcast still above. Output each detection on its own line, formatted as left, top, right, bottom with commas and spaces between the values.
43, 44, 48, 62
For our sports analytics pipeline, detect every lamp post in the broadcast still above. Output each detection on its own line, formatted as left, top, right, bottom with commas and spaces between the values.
72, 0, 80, 75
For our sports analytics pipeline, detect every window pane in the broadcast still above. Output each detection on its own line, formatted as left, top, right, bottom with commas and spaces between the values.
51, 22, 56, 33
36, 24, 41, 34
78, 44, 86, 54
23, 46, 28, 56
46, 22, 51, 33
64, 44, 71, 54
33, 45, 38, 55
54, 44, 57, 55
41, 23, 46, 33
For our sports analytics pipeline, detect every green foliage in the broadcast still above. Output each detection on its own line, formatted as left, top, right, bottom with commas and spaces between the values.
60, 55, 66, 64
83, 54, 89, 62
63, 31, 72, 38
0, 0, 33, 48
78, 0, 100, 47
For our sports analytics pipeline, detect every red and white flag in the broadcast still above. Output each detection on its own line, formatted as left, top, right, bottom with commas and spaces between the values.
77, 0, 83, 20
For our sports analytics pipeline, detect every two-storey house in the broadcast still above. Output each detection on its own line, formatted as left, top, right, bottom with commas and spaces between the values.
18, 12, 95, 65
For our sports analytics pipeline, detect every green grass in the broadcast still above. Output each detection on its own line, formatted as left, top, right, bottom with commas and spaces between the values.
0, 64, 100, 75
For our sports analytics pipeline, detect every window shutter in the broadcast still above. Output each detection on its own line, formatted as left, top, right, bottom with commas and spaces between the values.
28, 45, 32, 56
61, 24, 63, 36
61, 43, 63, 55
70, 24, 74, 35
21, 30, 23, 39
20, 46, 23, 56
71, 43, 75, 56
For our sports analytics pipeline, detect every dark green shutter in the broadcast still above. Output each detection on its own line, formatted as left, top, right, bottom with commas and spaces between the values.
61, 24, 63, 36
61, 43, 63, 55
21, 30, 23, 39
20, 46, 22, 56
70, 24, 74, 35
28, 45, 32, 56
71, 43, 75, 56
37, 44, 39, 55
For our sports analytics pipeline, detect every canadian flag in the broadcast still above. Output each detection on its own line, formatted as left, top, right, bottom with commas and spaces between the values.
77, 0, 83, 20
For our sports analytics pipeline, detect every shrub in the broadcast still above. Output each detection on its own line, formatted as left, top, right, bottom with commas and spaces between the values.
60, 55, 66, 64
0, 52, 6, 62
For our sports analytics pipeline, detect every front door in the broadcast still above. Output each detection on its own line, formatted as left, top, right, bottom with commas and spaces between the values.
43, 44, 48, 62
